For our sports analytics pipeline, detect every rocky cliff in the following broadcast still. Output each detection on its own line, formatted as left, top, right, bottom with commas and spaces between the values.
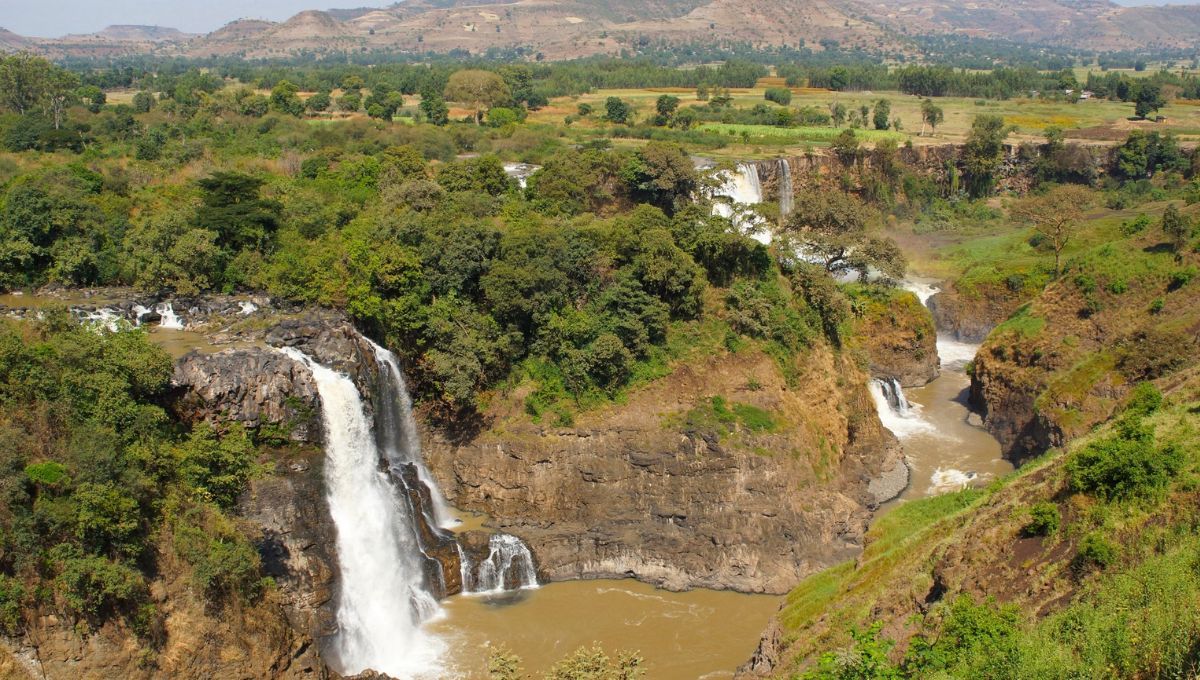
971, 227, 1200, 460
852, 287, 939, 388
424, 345, 903, 595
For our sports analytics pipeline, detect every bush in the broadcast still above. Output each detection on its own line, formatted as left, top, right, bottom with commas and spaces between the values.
1067, 418, 1182, 501
1022, 502, 1060, 537
1075, 532, 1117, 570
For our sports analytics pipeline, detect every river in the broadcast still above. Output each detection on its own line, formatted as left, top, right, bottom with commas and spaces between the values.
430, 579, 780, 679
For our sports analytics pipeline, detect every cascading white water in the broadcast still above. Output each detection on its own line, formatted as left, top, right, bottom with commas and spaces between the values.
466, 534, 539, 594
238, 301, 258, 315
155, 302, 183, 330
777, 158, 793, 217
870, 378, 935, 438
80, 308, 124, 332
365, 338, 456, 529
280, 347, 444, 677
712, 163, 770, 244
503, 162, 541, 189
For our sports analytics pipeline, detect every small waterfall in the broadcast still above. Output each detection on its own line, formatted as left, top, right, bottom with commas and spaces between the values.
366, 338, 455, 529
870, 378, 935, 439
155, 302, 183, 330
80, 308, 123, 332
777, 159, 793, 217
463, 533, 539, 594
280, 347, 444, 677
238, 301, 258, 315
503, 162, 541, 189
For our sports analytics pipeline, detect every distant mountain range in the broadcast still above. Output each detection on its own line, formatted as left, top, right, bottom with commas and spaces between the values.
4, 0, 1200, 60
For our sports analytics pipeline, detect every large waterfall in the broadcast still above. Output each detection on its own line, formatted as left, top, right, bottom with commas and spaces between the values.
280, 347, 445, 677
367, 338, 455, 529
712, 162, 769, 244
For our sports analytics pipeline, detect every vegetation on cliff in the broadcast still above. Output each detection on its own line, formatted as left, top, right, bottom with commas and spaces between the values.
0, 312, 269, 643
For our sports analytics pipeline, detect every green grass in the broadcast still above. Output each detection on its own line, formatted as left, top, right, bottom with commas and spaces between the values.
993, 303, 1046, 339
697, 123, 905, 144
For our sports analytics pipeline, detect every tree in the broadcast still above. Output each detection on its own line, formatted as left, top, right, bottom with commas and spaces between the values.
654, 95, 679, 126
605, 96, 632, 124
829, 101, 847, 127
305, 91, 331, 113
780, 190, 905, 280
419, 88, 449, 125
78, 85, 106, 114
131, 91, 155, 113
962, 114, 1010, 197
830, 129, 860, 165
620, 142, 698, 215
195, 172, 281, 253
269, 80, 304, 117
1134, 82, 1165, 120
1161, 203, 1192, 256
1012, 185, 1095, 276
0, 53, 54, 115
443, 69, 510, 124
872, 99, 891, 131
920, 99, 944, 136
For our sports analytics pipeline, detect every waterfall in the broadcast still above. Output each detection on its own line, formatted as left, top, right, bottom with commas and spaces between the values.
713, 162, 769, 244
238, 301, 258, 315
463, 533, 539, 594
870, 378, 935, 439
777, 159, 793, 217
365, 338, 455, 529
155, 302, 183, 330
280, 347, 444, 677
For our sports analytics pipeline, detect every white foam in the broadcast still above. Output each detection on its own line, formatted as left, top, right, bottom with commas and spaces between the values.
928, 467, 978, 494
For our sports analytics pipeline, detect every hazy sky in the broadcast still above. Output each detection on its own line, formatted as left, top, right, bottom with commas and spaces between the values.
0, 1, 392, 38
2, 0, 1199, 38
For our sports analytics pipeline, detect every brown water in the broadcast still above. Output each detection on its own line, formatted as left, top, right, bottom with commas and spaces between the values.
896, 340, 1013, 499
430, 579, 780, 679
145, 327, 264, 359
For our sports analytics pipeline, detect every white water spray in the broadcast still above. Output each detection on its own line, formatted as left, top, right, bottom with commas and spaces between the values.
280, 347, 444, 677
712, 163, 770, 244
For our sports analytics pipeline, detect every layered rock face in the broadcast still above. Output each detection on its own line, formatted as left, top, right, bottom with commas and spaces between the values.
928, 285, 1025, 343
424, 348, 903, 595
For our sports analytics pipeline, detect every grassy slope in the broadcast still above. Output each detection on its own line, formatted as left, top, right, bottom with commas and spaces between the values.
769, 372, 1200, 677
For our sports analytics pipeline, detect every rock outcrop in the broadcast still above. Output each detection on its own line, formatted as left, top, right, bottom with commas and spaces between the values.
855, 287, 939, 388
927, 283, 1025, 343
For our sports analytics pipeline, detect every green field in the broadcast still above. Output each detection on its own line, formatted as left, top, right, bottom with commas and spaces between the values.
697, 123, 904, 144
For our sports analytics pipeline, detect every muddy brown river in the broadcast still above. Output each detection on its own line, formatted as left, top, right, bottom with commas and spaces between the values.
430, 579, 780, 679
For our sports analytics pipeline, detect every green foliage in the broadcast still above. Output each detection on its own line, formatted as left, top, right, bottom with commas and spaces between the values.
171, 502, 264, 603
0, 319, 264, 630
1075, 532, 1118, 570
1022, 502, 1060, 537
681, 395, 778, 438
1067, 416, 1181, 502
807, 622, 901, 679
962, 114, 1010, 197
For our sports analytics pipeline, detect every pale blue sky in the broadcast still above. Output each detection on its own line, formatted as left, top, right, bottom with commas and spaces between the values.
0, 0, 1197, 38
0, 0, 392, 38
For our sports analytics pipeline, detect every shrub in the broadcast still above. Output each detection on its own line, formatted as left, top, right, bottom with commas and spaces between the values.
1123, 382, 1162, 419
764, 87, 793, 105
1075, 533, 1117, 570
1022, 502, 1060, 537
1168, 267, 1195, 291
1067, 418, 1182, 501
53, 553, 145, 623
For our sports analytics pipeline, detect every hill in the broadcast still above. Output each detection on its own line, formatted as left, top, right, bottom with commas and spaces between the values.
6, 0, 1200, 60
